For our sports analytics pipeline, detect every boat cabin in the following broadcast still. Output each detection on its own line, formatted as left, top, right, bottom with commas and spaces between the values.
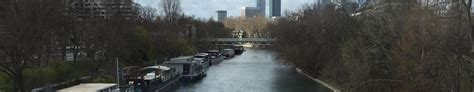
164, 56, 206, 80
194, 53, 211, 66
140, 65, 173, 82
206, 50, 224, 64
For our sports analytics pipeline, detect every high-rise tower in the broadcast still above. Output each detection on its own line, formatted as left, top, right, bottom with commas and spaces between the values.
255, 0, 265, 16
269, 0, 281, 17
217, 10, 227, 22
241, 7, 260, 18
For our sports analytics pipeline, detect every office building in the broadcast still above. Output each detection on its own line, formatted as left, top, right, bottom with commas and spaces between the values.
241, 7, 260, 18
255, 0, 266, 16
269, 0, 281, 17
68, 0, 135, 19
217, 10, 227, 21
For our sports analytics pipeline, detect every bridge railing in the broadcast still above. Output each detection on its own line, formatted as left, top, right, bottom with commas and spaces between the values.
200, 38, 275, 42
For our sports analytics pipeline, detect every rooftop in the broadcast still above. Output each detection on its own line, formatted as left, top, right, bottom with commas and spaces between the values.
58, 83, 117, 92
170, 56, 194, 61
165, 56, 196, 64
141, 65, 171, 71
195, 53, 210, 57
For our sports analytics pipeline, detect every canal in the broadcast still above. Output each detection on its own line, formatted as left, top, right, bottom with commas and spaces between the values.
171, 48, 331, 92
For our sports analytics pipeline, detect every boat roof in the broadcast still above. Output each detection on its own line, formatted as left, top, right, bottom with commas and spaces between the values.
170, 56, 194, 61
165, 56, 198, 64
165, 60, 199, 64
58, 83, 117, 92
207, 50, 220, 53
140, 65, 171, 71
144, 72, 158, 80
194, 58, 205, 61
194, 53, 209, 57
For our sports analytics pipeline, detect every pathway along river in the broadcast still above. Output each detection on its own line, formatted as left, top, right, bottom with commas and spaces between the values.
171, 48, 331, 92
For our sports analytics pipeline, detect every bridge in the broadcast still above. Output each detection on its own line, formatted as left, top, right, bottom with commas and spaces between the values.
198, 38, 274, 48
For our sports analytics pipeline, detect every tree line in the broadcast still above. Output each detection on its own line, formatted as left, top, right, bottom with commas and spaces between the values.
0, 0, 230, 91
224, 16, 271, 38
272, 0, 474, 92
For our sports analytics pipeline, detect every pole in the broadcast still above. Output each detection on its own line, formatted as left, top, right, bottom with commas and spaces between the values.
116, 58, 120, 88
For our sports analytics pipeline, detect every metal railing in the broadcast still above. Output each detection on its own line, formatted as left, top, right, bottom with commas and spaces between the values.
201, 38, 274, 42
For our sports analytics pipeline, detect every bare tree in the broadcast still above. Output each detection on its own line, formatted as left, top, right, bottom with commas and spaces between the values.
161, 0, 182, 23
272, 1, 474, 92
460, 0, 474, 52
224, 17, 269, 38
140, 6, 158, 22
0, 0, 66, 91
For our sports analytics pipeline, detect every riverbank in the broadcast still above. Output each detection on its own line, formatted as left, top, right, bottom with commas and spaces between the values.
295, 68, 341, 92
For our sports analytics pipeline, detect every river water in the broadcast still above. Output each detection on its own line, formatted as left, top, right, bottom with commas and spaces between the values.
171, 48, 331, 92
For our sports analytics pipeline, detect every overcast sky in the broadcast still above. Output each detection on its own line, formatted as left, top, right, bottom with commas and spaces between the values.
134, 0, 316, 19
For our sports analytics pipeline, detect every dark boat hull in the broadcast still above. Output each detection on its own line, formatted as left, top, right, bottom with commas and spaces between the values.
234, 50, 244, 55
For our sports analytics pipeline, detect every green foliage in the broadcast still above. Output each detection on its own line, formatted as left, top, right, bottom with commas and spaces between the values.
0, 60, 101, 91
340, 40, 354, 66
22, 61, 81, 89
91, 75, 116, 83
0, 60, 94, 90
115, 25, 158, 66
149, 16, 199, 60
196, 20, 233, 38
174, 37, 196, 56
135, 25, 156, 56
0, 72, 12, 91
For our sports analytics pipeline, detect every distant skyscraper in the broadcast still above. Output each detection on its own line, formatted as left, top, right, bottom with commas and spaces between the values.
255, 0, 265, 16
217, 10, 227, 21
269, 0, 281, 17
241, 7, 260, 18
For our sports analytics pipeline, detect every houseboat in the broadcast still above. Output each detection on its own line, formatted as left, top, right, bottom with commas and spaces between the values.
124, 65, 181, 92
194, 53, 211, 67
233, 45, 245, 55
164, 56, 206, 81
140, 65, 173, 82
194, 58, 210, 71
222, 49, 235, 59
207, 50, 224, 64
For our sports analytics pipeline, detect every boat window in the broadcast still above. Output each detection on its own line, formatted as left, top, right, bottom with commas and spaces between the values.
183, 64, 190, 75
208, 53, 217, 56
193, 64, 202, 73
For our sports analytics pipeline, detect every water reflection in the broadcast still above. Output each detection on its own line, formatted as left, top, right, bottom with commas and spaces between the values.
172, 49, 330, 92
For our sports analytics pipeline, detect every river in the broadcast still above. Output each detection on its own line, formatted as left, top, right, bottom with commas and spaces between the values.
171, 48, 331, 92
